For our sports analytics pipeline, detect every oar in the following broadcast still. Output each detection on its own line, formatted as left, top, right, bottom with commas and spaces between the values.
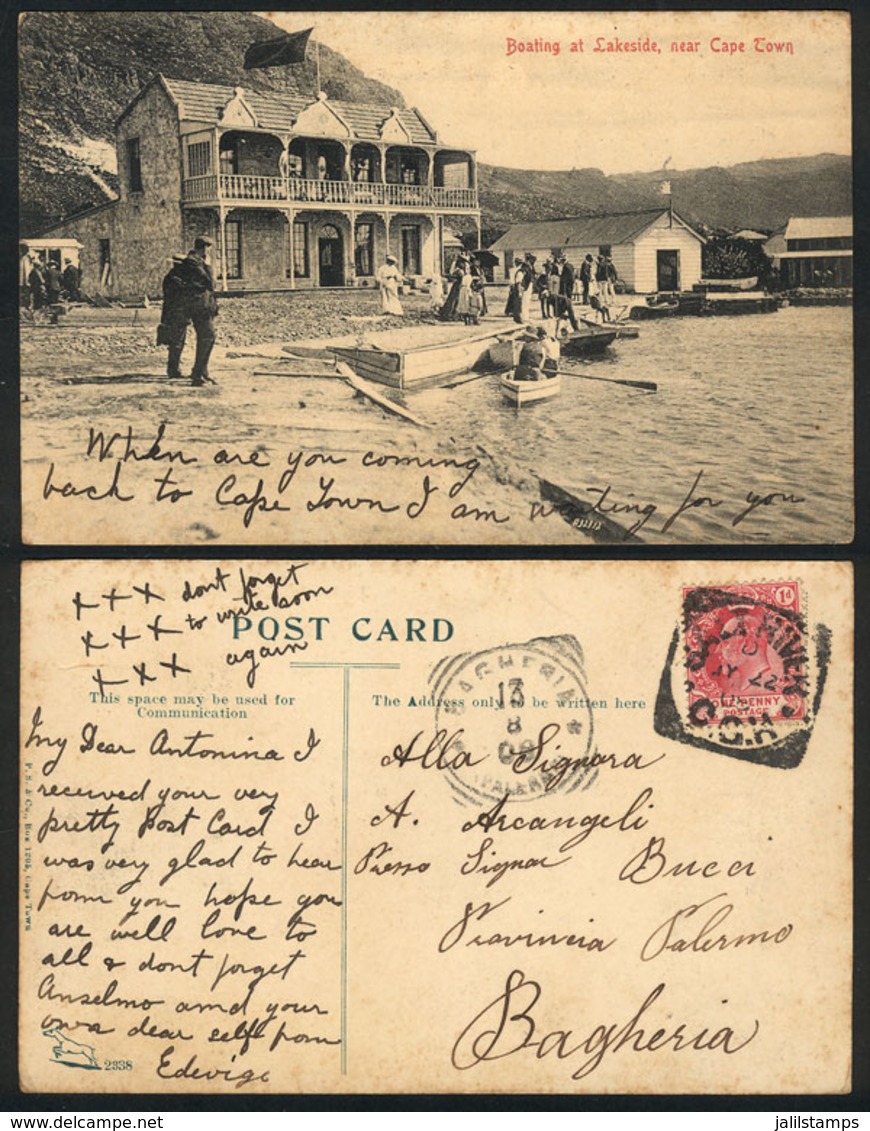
560, 366, 657, 392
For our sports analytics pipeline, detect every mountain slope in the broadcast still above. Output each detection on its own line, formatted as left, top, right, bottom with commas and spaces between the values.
20, 11, 405, 232
20, 12, 852, 238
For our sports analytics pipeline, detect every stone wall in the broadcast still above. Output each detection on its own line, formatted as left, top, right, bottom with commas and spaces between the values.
40, 82, 185, 298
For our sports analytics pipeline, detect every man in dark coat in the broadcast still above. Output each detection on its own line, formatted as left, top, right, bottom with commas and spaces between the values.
159, 257, 189, 379
62, 259, 81, 302
579, 254, 594, 304
44, 262, 63, 306
557, 254, 580, 331
176, 236, 218, 386
28, 260, 46, 311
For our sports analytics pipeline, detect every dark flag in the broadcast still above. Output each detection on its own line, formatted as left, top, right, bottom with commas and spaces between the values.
244, 27, 313, 70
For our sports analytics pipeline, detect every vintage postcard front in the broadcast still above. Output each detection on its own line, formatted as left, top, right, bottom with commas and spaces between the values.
19, 9, 852, 546
20, 560, 852, 1093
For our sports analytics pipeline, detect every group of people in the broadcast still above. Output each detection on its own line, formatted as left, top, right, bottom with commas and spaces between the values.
158, 236, 218, 386
439, 251, 487, 324
375, 250, 489, 326
19, 244, 81, 313
154, 239, 617, 385
507, 251, 619, 325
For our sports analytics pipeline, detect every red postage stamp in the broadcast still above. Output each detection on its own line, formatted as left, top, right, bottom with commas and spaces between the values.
681, 581, 808, 729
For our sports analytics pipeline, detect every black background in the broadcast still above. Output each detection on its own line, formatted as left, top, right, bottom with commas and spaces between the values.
1, 0, 866, 1111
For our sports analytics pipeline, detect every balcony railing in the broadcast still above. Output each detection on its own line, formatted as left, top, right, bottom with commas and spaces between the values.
182, 174, 477, 211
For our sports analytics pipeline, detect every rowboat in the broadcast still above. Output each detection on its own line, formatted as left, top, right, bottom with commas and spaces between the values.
560, 322, 618, 355
500, 369, 561, 406
629, 300, 680, 319
330, 324, 520, 389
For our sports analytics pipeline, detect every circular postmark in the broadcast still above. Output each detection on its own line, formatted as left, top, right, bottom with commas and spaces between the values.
429, 634, 596, 805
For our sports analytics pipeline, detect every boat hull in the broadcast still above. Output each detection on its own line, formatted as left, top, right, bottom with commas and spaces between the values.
331, 327, 518, 389
629, 302, 679, 319
561, 323, 618, 354
500, 371, 561, 406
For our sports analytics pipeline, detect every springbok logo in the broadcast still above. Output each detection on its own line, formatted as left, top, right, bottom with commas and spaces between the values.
42, 1028, 101, 1070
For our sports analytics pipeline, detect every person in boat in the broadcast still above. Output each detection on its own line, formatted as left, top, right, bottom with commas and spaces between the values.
556, 254, 580, 332
514, 326, 559, 381
377, 254, 404, 316
439, 251, 469, 321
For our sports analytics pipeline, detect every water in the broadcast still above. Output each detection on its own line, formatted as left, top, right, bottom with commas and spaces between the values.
411, 305, 853, 544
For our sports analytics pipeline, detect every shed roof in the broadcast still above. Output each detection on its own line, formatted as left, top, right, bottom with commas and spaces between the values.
153, 76, 438, 146
784, 215, 852, 240
488, 208, 703, 253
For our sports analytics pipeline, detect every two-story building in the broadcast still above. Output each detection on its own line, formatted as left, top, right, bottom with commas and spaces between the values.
771, 216, 852, 287
34, 75, 482, 298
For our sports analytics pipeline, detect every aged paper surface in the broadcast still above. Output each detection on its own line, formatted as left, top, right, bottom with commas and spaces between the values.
20, 559, 852, 1094
19, 9, 852, 546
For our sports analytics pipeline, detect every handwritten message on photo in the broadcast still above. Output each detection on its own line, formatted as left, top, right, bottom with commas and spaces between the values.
20, 10, 852, 546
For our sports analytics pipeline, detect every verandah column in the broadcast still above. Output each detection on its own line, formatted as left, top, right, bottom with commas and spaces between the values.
287, 208, 296, 291
218, 206, 228, 292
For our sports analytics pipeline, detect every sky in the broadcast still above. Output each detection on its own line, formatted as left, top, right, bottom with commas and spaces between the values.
261, 10, 851, 175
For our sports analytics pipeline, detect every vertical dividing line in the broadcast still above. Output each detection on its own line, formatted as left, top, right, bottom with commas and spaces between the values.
341, 665, 350, 1075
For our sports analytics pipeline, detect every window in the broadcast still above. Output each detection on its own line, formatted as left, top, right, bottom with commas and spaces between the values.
401, 162, 419, 185
219, 144, 238, 176
126, 137, 143, 193
401, 225, 421, 275
98, 239, 112, 287
217, 220, 242, 280
285, 221, 309, 278
355, 223, 374, 276
188, 141, 212, 179
598, 244, 612, 257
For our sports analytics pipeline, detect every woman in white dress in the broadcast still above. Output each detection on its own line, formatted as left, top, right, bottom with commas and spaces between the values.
377, 255, 404, 315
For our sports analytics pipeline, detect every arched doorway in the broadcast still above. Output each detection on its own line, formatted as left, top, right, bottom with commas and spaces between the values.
318, 224, 344, 287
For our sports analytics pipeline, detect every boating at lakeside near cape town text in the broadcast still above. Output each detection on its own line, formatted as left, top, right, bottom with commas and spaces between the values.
504, 36, 794, 55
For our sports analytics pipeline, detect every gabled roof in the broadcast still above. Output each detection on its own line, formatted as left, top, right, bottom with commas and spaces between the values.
147, 76, 439, 146
785, 215, 852, 240
488, 208, 703, 253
